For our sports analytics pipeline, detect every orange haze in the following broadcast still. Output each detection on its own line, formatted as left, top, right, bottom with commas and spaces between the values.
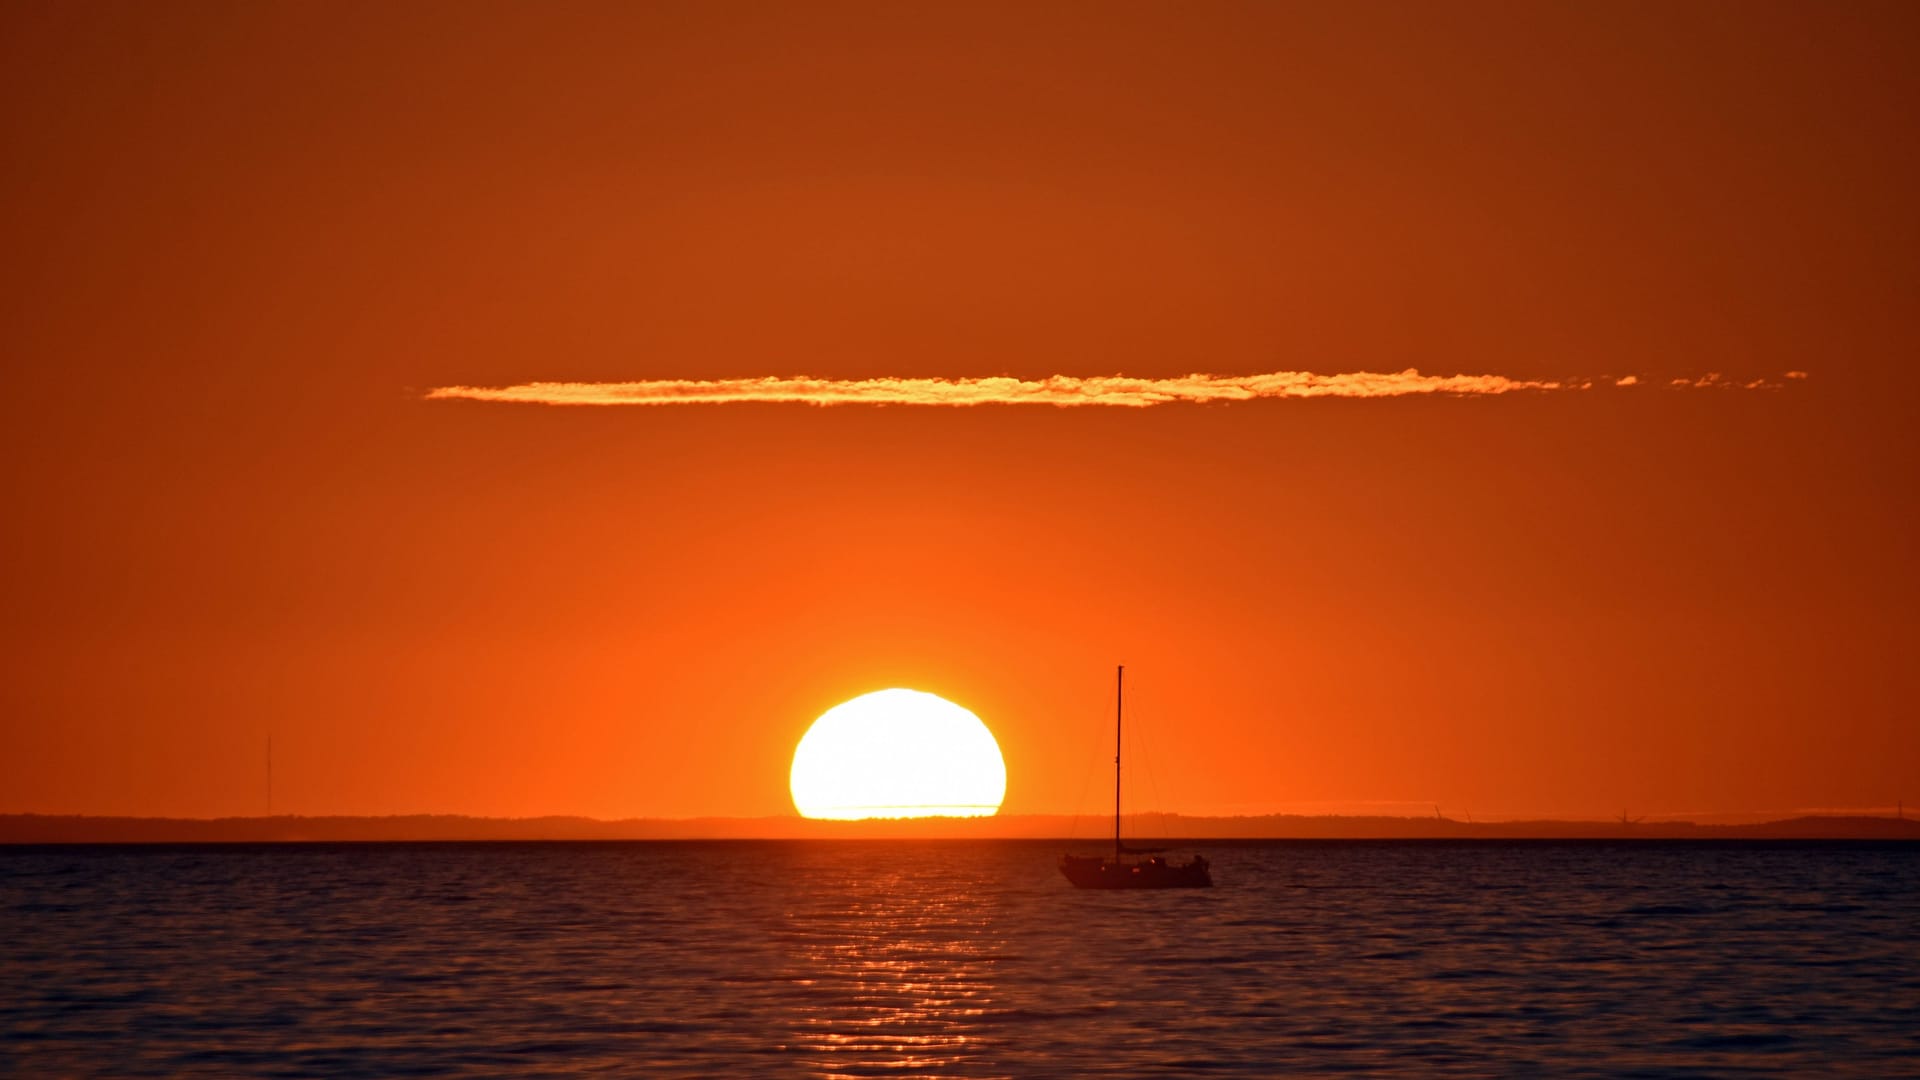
2, 1, 1915, 824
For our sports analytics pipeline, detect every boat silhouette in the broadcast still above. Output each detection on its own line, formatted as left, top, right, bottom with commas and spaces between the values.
1059, 666, 1212, 889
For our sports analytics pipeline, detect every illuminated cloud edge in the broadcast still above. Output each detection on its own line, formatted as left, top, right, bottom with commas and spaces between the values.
425, 369, 1807, 408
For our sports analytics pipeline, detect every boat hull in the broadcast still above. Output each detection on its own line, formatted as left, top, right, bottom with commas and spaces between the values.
1059, 853, 1212, 889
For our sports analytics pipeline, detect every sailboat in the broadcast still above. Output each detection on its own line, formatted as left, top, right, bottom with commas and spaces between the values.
1059, 666, 1213, 889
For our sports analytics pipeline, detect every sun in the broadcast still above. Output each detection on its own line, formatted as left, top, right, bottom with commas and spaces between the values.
790, 689, 1008, 820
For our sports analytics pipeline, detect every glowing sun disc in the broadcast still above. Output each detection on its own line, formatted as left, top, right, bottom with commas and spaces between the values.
790, 689, 1007, 820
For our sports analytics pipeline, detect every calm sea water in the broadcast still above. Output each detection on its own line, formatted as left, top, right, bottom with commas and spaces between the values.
3, 841, 1916, 1077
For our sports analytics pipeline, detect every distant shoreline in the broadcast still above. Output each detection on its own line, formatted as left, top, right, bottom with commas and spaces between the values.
3, 812, 1915, 844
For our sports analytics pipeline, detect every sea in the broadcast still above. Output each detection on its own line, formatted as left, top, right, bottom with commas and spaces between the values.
2, 840, 1916, 1077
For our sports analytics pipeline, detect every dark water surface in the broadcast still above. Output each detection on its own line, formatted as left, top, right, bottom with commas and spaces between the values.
3, 841, 1916, 1077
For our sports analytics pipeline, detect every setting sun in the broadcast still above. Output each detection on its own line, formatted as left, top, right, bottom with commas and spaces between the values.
790, 690, 1007, 820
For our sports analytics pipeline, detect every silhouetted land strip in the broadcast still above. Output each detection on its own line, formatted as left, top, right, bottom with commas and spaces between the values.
3, 812, 1915, 843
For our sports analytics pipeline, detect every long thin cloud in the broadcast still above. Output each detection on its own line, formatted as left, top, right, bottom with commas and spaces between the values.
425, 368, 1806, 408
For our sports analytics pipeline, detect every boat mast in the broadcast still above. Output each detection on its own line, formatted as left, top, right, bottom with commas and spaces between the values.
1114, 664, 1123, 860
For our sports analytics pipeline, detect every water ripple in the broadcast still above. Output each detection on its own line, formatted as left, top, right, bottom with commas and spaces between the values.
2, 840, 1916, 1076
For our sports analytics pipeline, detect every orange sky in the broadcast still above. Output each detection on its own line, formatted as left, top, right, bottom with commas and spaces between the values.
3, 1, 1915, 823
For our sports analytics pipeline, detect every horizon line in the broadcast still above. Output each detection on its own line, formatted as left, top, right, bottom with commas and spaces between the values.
4, 807, 1905, 825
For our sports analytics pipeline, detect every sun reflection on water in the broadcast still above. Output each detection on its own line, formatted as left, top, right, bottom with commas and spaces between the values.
778, 868, 1005, 1078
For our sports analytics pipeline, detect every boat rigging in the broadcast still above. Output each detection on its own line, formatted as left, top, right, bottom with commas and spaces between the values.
1059, 665, 1212, 889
